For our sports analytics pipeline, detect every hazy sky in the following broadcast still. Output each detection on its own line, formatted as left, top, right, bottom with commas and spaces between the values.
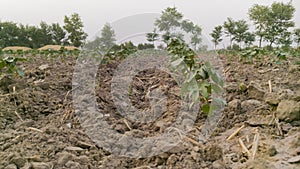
0, 0, 299, 46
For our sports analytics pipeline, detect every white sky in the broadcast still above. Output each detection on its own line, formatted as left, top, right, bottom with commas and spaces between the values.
0, 0, 299, 47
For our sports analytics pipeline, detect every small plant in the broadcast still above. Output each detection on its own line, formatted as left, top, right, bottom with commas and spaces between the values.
273, 50, 287, 64
0, 56, 26, 80
105, 41, 137, 62
240, 47, 260, 63
167, 38, 225, 114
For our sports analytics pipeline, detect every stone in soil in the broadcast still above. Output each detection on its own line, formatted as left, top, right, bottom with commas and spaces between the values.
277, 100, 300, 122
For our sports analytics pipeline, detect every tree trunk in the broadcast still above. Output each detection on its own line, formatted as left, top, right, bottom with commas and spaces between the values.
229, 35, 232, 49
269, 39, 275, 48
259, 36, 263, 48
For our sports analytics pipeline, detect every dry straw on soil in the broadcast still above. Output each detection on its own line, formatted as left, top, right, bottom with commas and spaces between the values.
2, 46, 32, 51
38, 45, 79, 51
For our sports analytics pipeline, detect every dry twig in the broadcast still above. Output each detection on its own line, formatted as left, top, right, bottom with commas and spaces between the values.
251, 130, 260, 160
123, 119, 132, 130
239, 138, 251, 158
226, 125, 245, 141
275, 118, 283, 136
268, 80, 272, 93
14, 111, 23, 122
27, 127, 43, 133
183, 135, 202, 147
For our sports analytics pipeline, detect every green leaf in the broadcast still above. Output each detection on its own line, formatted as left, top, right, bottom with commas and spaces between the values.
4, 57, 14, 63
211, 84, 223, 94
198, 68, 208, 79
198, 81, 210, 98
17, 68, 24, 78
0, 61, 6, 70
202, 104, 210, 113
186, 72, 197, 83
189, 89, 199, 102
212, 97, 227, 107
171, 57, 184, 67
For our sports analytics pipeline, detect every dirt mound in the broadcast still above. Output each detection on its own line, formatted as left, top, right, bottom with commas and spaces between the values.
38, 45, 79, 51
2, 46, 32, 51
0, 53, 299, 168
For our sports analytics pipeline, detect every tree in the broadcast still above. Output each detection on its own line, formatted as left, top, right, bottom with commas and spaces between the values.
223, 18, 236, 49
190, 25, 202, 50
137, 43, 154, 50
146, 29, 159, 47
98, 23, 116, 53
25, 26, 41, 48
0, 21, 21, 49
248, 4, 270, 48
38, 21, 53, 46
63, 13, 87, 47
84, 37, 101, 51
210, 25, 223, 49
181, 19, 195, 33
264, 2, 295, 47
49, 23, 67, 45
294, 28, 300, 47
21, 22, 53, 48
278, 31, 292, 48
155, 7, 183, 42
181, 20, 202, 50
18, 24, 31, 47
243, 32, 256, 48
233, 20, 249, 48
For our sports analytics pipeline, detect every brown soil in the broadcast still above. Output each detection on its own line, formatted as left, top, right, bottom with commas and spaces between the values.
0, 53, 299, 169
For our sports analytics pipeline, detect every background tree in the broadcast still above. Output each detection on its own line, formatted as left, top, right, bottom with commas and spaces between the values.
22, 22, 53, 48
63, 13, 87, 47
248, 4, 270, 47
223, 18, 236, 49
18, 24, 31, 47
49, 23, 67, 45
146, 29, 159, 47
0, 22, 21, 49
264, 2, 295, 47
190, 25, 202, 50
181, 19, 195, 33
181, 20, 202, 50
232, 19, 249, 48
210, 25, 223, 49
294, 28, 300, 47
26, 25, 43, 48
98, 23, 116, 53
137, 43, 154, 50
243, 32, 256, 48
278, 31, 292, 48
38, 21, 53, 46
155, 7, 183, 42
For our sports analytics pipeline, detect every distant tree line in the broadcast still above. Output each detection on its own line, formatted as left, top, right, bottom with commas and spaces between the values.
4, 2, 297, 52
87, 6, 205, 55
210, 1, 300, 49
0, 13, 87, 49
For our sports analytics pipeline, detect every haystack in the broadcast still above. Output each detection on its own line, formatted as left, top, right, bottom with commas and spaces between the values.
64, 46, 79, 50
38, 45, 79, 51
2, 46, 32, 51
